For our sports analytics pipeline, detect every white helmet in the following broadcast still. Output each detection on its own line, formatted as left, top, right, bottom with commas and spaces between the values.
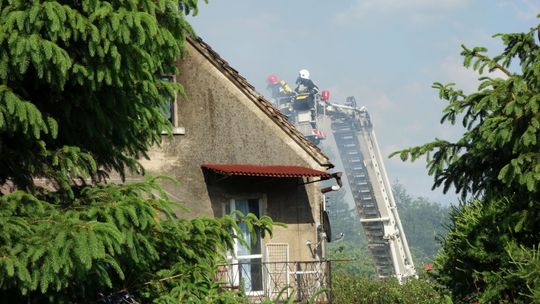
299, 69, 310, 80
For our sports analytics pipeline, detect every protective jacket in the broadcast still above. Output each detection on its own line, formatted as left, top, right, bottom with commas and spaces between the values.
295, 77, 319, 94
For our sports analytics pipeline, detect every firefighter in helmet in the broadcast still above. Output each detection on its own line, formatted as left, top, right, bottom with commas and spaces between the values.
266, 74, 281, 99
266, 74, 294, 119
295, 69, 319, 94
266, 74, 294, 99
294, 69, 319, 110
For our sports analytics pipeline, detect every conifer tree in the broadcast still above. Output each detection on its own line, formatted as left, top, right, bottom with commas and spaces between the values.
392, 183, 448, 265
0, 1, 277, 302
393, 18, 540, 303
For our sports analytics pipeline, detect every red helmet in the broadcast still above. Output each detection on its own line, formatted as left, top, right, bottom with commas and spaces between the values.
266, 74, 279, 85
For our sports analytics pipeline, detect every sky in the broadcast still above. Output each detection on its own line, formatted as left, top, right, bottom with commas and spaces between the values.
188, 1, 539, 205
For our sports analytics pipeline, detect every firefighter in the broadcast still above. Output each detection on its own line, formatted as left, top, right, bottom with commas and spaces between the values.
266, 74, 294, 99
266, 74, 294, 119
293, 69, 319, 111
295, 69, 319, 95
266, 74, 281, 99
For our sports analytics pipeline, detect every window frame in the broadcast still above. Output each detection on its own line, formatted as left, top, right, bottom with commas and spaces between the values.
159, 75, 185, 135
223, 195, 266, 295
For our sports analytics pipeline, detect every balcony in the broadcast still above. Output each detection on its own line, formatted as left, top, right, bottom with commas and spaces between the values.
216, 260, 332, 303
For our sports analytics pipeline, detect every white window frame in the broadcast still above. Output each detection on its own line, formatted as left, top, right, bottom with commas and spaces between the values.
160, 75, 185, 135
224, 195, 266, 296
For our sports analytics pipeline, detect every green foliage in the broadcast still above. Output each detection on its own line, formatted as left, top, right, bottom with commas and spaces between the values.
255, 287, 329, 304
332, 275, 450, 304
393, 17, 540, 303
329, 240, 377, 278
0, 0, 285, 303
393, 182, 449, 266
325, 186, 377, 277
139, 209, 278, 304
392, 21, 540, 200
327, 182, 449, 277
434, 196, 540, 303
326, 187, 364, 245
505, 243, 540, 303
0, 176, 279, 303
0, 0, 195, 187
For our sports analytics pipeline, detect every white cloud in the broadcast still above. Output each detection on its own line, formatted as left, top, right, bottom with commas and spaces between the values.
401, 81, 424, 94
335, 0, 469, 25
435, 55, 507, 93
438, 55, 480, 92
498, 0, 540, 21
230, 13, 280, 31
433, 30, 500, 55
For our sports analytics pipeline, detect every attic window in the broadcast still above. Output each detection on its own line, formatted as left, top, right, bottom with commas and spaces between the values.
160, 75, 174, 123
160, 75, 185, 135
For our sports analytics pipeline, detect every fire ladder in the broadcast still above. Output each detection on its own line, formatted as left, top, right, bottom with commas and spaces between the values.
324, 97, 416, 282
266, 79, 416, 282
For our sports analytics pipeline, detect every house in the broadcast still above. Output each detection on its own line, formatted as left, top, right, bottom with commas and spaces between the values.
139, 36, 341, 302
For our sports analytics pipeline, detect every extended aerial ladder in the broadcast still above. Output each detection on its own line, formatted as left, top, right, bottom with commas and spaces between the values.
266, 76, 416, 282
321, 97, 416, 282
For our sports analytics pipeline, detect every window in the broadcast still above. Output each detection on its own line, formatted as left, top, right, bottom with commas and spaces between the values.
225, 198, 264, 294
159, 75, 185, 135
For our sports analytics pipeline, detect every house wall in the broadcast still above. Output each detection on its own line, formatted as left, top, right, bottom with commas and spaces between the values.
138, 42, 328, 261
203, 176, 321, 262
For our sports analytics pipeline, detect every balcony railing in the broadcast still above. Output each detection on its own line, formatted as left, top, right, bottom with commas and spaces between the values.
216, 260, 332, 303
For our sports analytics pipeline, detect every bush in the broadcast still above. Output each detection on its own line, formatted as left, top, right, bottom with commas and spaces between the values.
332, 275, 450, 304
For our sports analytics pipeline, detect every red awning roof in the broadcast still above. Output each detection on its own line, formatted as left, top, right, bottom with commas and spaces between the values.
201, 163, 332, 179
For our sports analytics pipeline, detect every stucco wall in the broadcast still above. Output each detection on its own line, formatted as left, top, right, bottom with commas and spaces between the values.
139, 42, 328, 261
203, 176, 321, 261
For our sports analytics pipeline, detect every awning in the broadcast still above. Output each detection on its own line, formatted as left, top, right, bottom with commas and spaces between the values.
201, 163, 332, 179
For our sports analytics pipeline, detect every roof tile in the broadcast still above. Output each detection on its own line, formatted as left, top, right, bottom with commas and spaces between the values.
202, 163, 332, 179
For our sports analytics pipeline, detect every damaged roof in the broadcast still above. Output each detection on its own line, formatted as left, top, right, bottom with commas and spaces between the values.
186, 36, 333, 169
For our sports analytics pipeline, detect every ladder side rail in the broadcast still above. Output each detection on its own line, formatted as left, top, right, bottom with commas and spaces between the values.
328, 114, 395, 278
323, 103, 417, 281
354, 128, 407, 278
367, 130, 416, 276
357, 122, 416, 281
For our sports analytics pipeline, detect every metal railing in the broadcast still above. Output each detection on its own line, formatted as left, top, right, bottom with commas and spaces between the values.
216, 260, 332, 303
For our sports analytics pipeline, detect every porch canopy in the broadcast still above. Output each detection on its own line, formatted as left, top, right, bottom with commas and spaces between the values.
201, 163, 332, 180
